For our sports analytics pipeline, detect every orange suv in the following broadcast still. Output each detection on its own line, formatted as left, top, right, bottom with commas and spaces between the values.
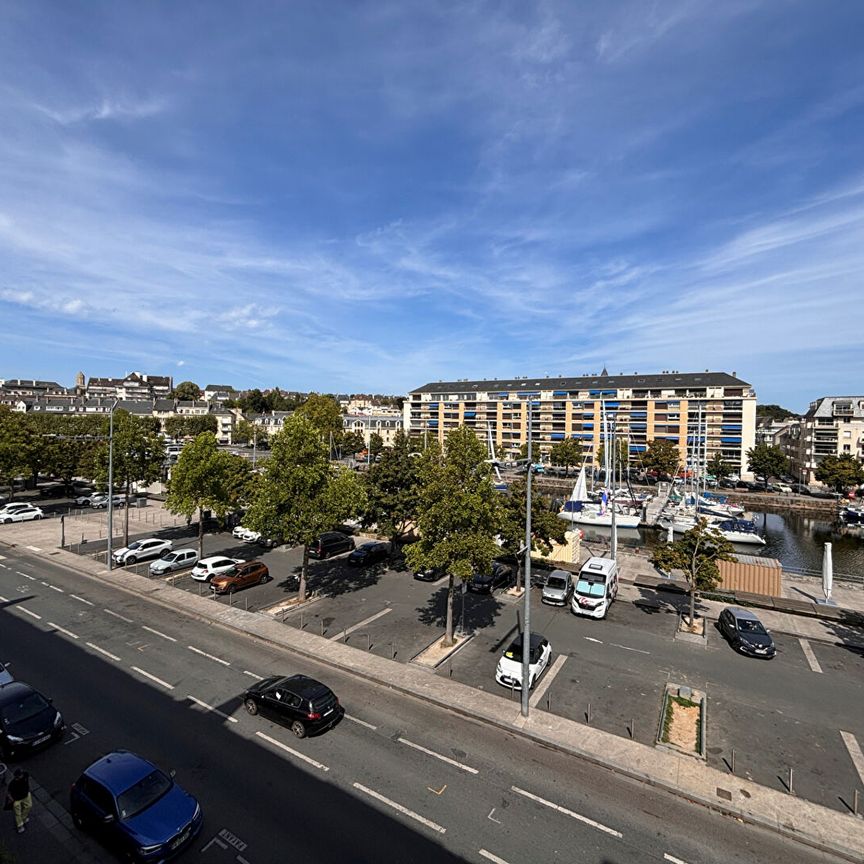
210, 560, 270, 594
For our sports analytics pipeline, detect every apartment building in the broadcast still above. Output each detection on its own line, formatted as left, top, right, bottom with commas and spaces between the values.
343, 412, 403, 448
406, 371, 757, 477
782, 396, 864, 484
86, 372, 173, 400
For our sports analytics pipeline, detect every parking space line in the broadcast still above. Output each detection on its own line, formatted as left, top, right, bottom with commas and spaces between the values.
26, 545, 42, 552
840, 730, 864, 786
47, 622, 79, 640
188, 645, 231, 666
479, 850, 511, 864
255, 732, 329, 771
799, 639, 823, 673
131, 666, 174, 690
87, 642, 121, 662
142, 626, 177, 642
70, 594, 95, 606
329, 607, 392, 641
511, 785, 622, 838
345, 714, 378, 731
243, 670, 264, 681
18, 607, 42, 620
530, 655, 567, 708
187, 695, 239, 723
610, 642, 650, 655
352, 782, 446, 833
397, 737, 479, 774
664, 855, 690, 864
0, 595, 7, 602
104, 608, 134, 623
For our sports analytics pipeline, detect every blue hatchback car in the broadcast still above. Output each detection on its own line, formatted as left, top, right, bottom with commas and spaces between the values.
70, 750, 203, 862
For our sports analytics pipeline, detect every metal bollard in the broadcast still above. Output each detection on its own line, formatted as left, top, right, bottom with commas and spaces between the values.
853, 788, 859, 816
731, 749, 736, 775
391, 643, 396, 660
366, 633, 371, 652
587, 702, 592, 724
300, 612, 305, 631
787, 767, 794, 795
546, 693, 550, 712
320, 620, 325, 637
630, 718, 635, 739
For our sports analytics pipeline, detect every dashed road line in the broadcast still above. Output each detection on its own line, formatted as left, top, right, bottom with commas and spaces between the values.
188, 645, 230, 666
255, 731, 329, 771
840, 730, 864, 786
0, 595, 7, 602
105, 608, 134, 623
664, 854, 690, 864
329, 607, 392, 641
799, 639, 823, 673
47, 584, 64, 593
479, 850, 511, 864
70, 594, 95, 606
16, 571, 35, 580
345, 714, 378, 731
397, 737, 479, 774
48, 622, 79, 640
142, 626, 177, 642
0, 563, 6, 569
530, 655, 567, 708
26, 545, 42, 552
584, 636, 603, 644
18, 607, 42, 620
511, 785, 622, 838
243, 670, 263, 680
352, 782, 446, 834
131, 666, 174, 690
87, 642, 121, 662
610, 642, 650, 655
187, 695, 239, 723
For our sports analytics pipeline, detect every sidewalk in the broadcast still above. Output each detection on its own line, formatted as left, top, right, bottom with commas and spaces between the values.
13, 541, 864, 864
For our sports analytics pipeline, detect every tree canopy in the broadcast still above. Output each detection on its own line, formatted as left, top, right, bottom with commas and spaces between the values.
341, 430, 366, 456
815, 454, 864, 494
641, 438, 680, 476
707, 452, 733, 480
362, 430, 418, 546
596, 438, 629, 473
0, 407, 28, 497
295, 393, 344, 446
756, 404, 797, 422
171, 381, 202, 401
164, 415, 217, 439
746, 443, 787, 486
549, 438, 583, 476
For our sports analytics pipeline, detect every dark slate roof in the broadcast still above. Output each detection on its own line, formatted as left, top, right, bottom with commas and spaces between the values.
1, 379, 65, 390
805, 396, 864, 419
410, 371, 751, 395
204, 384, 235, 391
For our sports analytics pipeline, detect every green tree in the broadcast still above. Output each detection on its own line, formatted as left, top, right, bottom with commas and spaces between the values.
363, 430, 418, 547
746, 443, 787, 488
549, 438, 583, 476
165, 433, 253, 557
756, 404, 796, 422
404, 426, 501, 646
43, 415, 102, 492
707, 453, 732, 481
595, 439, 629, 473
0, 407, 27, 499
341, 430, 366, 456
244, 415, 366, 602
497, 478, 566, 590
171, 381, 202, 401
651, 518, 735, 626
369, 432, 385, 459
164, 415, 218, 439
232, 418, 256, 445
93, 411, 165, 546
295, 393, 343, 447
642, 438, 680, 476
815, 454, 864, 494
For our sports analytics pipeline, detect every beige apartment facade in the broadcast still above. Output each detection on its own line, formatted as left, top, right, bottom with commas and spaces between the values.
406, 371, 757, 478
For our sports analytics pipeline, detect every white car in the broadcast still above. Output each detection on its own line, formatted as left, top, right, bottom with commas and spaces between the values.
240, 529, 261, 543
149, 548, 199, 576
112, 538, 173, 566
90, 494, 126, 509
0, 502, 33, 516
0, 505, 44, 524
191, 556, 244, 582
232, 525, 249, 540
495, 633, 551, 691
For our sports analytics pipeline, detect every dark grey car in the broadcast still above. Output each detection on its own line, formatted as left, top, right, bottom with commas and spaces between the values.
718, 607, 775, 658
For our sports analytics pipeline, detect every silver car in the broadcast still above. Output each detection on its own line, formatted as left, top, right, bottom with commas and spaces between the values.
541, 569, 573, 606
149, 548, 199, 576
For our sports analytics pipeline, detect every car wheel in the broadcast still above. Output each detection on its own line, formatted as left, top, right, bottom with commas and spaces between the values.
35, 514, 43, 520
259, 574, 267, 585
2, 518, 11, 524
127, 556, 137, 565
72, 810, 86, 831
291, 720, 307, 739
244, 698, 259, 715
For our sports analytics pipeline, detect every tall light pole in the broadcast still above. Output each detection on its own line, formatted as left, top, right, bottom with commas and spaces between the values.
521, 399, 534, 718
106, 399, 119, 570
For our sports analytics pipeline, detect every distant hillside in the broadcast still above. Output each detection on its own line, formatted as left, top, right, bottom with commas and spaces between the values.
756, 403, 797, 422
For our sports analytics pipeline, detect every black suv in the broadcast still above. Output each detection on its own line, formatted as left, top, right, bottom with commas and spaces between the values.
242, 674, 343, 738
308, 532, 355, 559
347, 541, 389, 567
0, 681, 65, 759
468, 561, 513, 593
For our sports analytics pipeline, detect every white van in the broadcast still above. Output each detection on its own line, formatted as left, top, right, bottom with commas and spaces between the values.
571, 557, 619, 619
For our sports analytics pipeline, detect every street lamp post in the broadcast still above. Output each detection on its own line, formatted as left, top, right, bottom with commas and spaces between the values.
521, 401, 534, 718
106, 399, 119, 570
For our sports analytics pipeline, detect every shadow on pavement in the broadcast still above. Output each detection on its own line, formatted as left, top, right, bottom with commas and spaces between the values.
416, 584, 506, 634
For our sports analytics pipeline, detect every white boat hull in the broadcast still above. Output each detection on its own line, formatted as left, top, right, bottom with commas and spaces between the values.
559, 508, 642, 529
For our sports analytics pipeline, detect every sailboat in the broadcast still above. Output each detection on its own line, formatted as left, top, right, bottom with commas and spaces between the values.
558, 460, 643, 529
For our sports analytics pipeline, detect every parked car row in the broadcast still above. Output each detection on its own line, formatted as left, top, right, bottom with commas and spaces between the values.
0, 502, 44, 523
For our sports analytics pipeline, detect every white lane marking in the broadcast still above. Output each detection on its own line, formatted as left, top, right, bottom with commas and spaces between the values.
345, 713, 378, 731
70, 594, 95, 607
0, 563, 6, 568
479, 850, 511, 864
530, 655, 567, 708
664, 855, 690, 864
255, 731, 329, 771
511, 785, 622, 838
26, 545, 42, 552
0, 595, 7, 601
840, 730, 864, 787
142, 626, 177, 642
131, 666, 174, 690
352, 782, 446, 834
583, 636, 603, 644
16, 571, 35, 580
105, 608, 134, 623
799, 639, 823, 674
187, 695, 239, 723
0, 554, 5, 559
87, 642, 121, 662
48, 622, 79, 640
329, 607, 392, 641
47, 584, 64, 593
188, 645, 230, 666
397, 737, 479, 774
18, 607, 42, 620
243, 670, 263, 680
610, 642, 650, 655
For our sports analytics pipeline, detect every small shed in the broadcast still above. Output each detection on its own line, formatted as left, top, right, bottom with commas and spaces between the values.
717, 555, 782, 598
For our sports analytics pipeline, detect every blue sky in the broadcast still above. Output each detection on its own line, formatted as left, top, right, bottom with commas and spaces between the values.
1, 1, 862, 411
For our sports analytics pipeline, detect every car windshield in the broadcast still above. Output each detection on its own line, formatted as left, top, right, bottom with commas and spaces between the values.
737, 619, 767, 635
0, 691, 50, 726
161, 552, 177, 561
116, 769, 173, 820
126, 542, 142, 550
576, 579, 606, 598
503, 642, 541, 663
546, 576, 568, 590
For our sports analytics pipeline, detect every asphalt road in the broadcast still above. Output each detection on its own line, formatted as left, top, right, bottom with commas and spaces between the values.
0, 546, 849, 864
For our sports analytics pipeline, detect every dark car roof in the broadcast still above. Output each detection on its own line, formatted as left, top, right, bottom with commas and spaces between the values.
277, 674, 332, 700
726, 606, 761, 621
507, 633, 546, 651
0, 681, 37, 705
83, 750, 159, 793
